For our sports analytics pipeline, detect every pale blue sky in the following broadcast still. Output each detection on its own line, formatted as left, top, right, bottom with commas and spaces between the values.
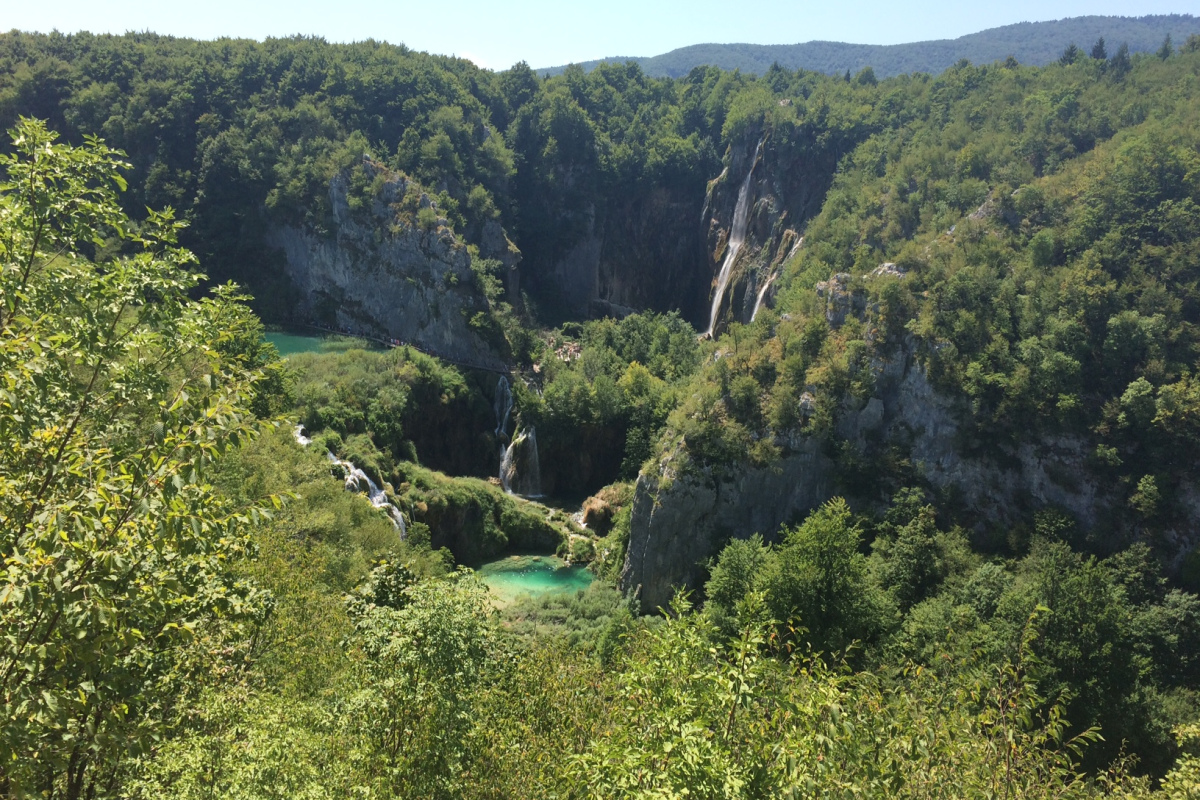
8, 0, 1200, 70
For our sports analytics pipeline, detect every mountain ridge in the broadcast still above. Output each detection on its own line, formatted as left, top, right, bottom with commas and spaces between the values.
537, 14, 1200, 78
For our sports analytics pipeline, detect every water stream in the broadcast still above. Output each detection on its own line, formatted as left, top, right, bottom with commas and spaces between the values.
293, 425, 407, 535
494, 375, 513, 439
750, 272, 778, 322
500, 427, 542, 497
704, 139, 764, 338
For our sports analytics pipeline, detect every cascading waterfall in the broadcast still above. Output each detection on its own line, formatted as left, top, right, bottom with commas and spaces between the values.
522, 428, 542, 497
293, 424, 406, 536
750, 234, 802, 322
785, 234, 805, 262
293, 424, 312, 446
500, 427, 542, 497
499, 437, 515, 492
704, 138, 764, 338
325, 452, 408, 535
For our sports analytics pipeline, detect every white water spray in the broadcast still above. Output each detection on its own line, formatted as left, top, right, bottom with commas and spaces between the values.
494, 375, 513, 439
293, 424, 312, 446
704, 139, 764, 338
750, 272, 778, 322
785, 235, 805, 263
500, 427, 542, 497
293, 425, 406, 536
326, 452, 407, 535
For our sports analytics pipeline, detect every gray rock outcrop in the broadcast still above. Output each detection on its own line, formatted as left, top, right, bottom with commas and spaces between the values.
619, 339, 1156, 609
267, 164, 507, 371
621, 438, 835, 611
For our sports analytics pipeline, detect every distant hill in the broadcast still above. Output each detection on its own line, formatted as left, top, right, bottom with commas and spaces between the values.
538, 14, 1200, 78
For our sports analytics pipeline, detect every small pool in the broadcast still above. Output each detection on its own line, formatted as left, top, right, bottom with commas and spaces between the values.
477, 555, 593, 607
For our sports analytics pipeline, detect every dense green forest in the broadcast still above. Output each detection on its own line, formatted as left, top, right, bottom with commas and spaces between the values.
5, 23, 1200, 800
539, 14, 1200, 78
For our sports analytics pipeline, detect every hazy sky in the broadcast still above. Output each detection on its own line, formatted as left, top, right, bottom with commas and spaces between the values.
8, 0, 1200, 70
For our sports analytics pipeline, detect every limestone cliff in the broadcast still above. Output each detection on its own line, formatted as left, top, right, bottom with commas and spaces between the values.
620, 438, 835, 611
515, 174, 712, 323
620, 332, 1193, 609
266, 162, 509, 371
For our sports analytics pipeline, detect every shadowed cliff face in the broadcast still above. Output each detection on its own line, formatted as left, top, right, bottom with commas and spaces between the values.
267, 165, 509, 371
620, 439, 835, 612
511, 128, 850, 330
514, 180, 713, 325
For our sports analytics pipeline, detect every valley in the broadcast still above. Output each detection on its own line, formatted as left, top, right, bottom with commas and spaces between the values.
4, 19, 1200, 799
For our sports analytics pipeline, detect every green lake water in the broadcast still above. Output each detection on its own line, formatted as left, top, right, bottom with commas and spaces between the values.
477, 555, 593, 607
264, 331, 329, 357
264, 331, 382, 357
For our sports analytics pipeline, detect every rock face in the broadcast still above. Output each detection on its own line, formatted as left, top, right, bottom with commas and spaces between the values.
619, 339, 1153, 609
857, 346, 1109, 532
520, 189, 712, 324
621, 439, 835, 611
266, 163, 508, 371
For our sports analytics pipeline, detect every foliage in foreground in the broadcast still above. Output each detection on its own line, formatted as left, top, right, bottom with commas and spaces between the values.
126, 563, 1186, 800
0, 119, 278, 797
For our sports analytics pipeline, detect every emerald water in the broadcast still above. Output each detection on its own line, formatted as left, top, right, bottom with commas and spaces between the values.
477, 555, 593, 607
264, 331, 330, 357
264, 330, 382, 357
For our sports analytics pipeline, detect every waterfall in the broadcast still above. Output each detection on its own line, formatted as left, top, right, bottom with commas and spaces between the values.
750, 272, 778, 322
293, 424, 312, 446
523, 429, 542, 498
750, 234, 801, 323
500, 427, 542, 497
295, 426, 406, 535
785, 234, 805, 262
704, 138, 764, 338
494, 375, 513, 440
318, 450, 407, 536
499, 438, 515, 493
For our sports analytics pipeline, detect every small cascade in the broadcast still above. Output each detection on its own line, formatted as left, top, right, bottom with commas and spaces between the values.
494, 375, 513, 440
523, 429, 542, 497
293, 424, 312, 446
750, 272, 778, 322
499, 439, 515, 492
325, 452, 407, 535
785, 235, 805, 262
500, 427, 543, 497
295, 427, 405, 532
704, 138, 764, 338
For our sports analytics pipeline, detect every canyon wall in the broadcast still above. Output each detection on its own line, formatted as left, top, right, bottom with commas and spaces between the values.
267, 163, 510, 371
618, 338, 1132, 610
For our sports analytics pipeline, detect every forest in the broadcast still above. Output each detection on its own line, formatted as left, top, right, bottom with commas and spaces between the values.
538, 14, 1200, 79
4, 23, 1200, 800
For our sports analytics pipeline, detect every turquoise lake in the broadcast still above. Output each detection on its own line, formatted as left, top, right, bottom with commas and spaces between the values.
477, 555, 593, 607
264, 331, 328, 357
264, 330, 383, 357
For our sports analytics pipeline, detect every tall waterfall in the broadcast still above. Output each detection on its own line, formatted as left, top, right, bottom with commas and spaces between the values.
494, 375, 513, 440
500, 427, 542, 497
750, 272, 778, 322
704, 139, 764, 338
